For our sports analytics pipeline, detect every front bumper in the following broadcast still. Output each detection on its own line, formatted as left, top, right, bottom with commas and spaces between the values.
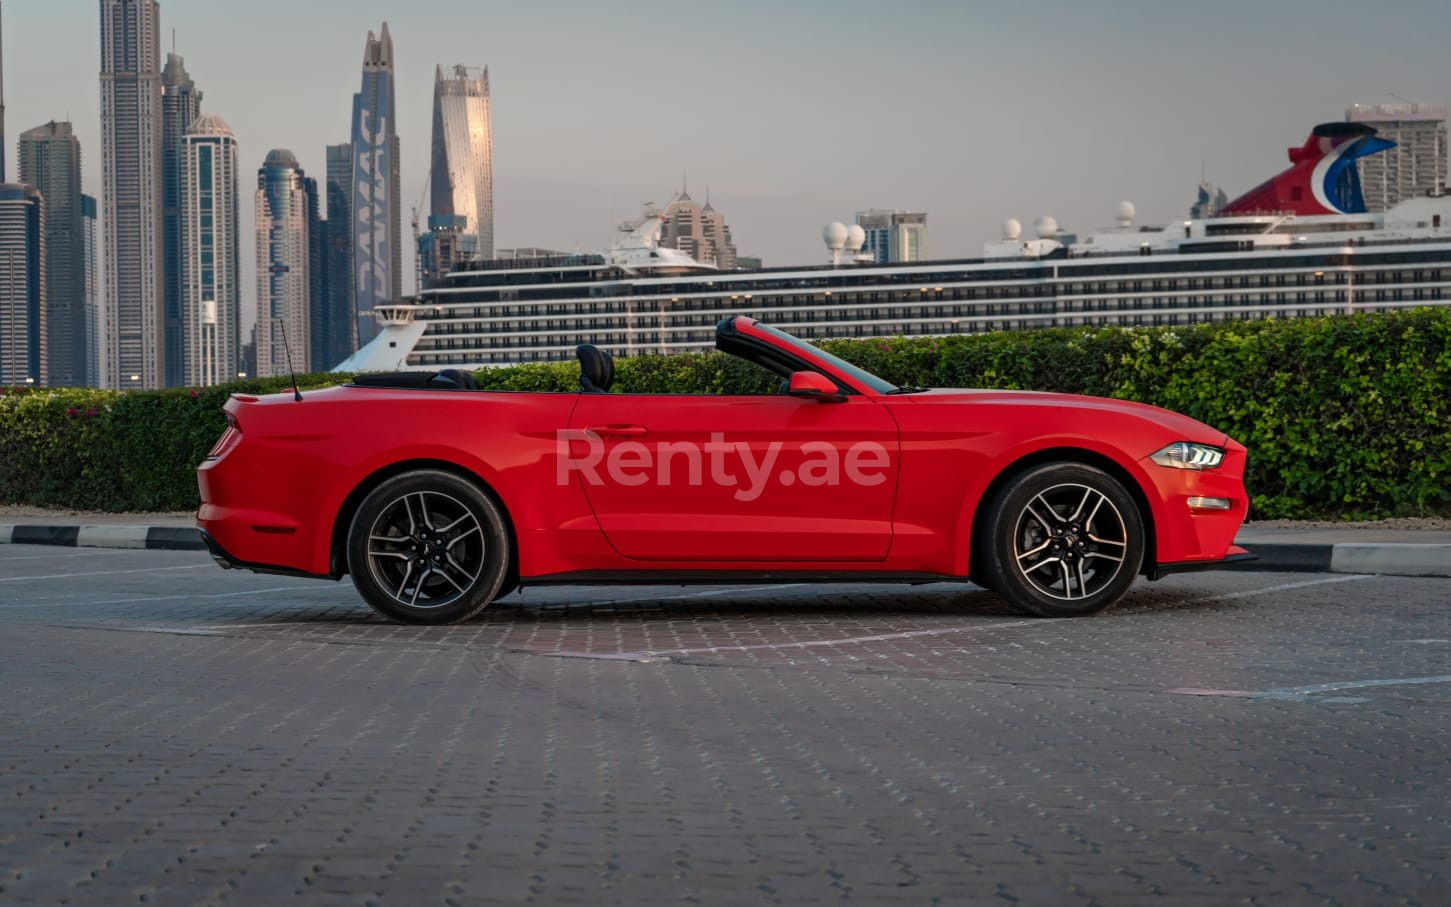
1148, 545, 1258, 581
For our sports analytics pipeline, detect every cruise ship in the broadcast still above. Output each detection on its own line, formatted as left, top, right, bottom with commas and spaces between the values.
339, 123, 1451, 372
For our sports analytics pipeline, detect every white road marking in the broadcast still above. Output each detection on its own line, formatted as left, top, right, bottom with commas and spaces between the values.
550, 617, 1069, 662
1170, 676, 1451, 701
0, 548, 140, 562
0, 585, 302, 608
0, 564, 211, 583
1195, 573, 1375, 601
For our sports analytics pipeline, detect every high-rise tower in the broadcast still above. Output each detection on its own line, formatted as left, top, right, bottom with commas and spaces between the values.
349, 23, 400, 346
161, 50, 202, 386
1, 1, 8, 184
178, 114, 238, 387
424, 63, 492, 284
0, 184, 44, 385
324, 142, 355, 366
18, 121, 86, 387
100, 0, 164, 389
1345, 103, 1448, 211
256, 150, 312, 377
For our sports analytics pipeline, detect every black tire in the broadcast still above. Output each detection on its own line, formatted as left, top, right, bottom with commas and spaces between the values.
346, 470, 511, 624
979, 462, 1144, 617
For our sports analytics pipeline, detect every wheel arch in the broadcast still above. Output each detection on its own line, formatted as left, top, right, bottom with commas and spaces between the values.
328, 458, 520, 586
967, 446, 1157, 581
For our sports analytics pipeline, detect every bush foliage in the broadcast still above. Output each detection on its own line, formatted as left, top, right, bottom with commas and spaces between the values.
2, 309, 1448, 518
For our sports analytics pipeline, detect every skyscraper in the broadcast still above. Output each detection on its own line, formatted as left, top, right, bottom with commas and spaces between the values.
161, 50, 202, 387
304, 173, 326, 373
350, 23, 400, 346
256, 149, 311, 377
1, 2, 7, 184
324, 142, 355, 367
178, 114, 238, 387
18, 121, 87, 387
82, 194, 99, 386
659, 191, 738, 269
1346, 103, 1448, 211
427, 63, 492, 276
100, 0, 164, 389
855, 209, 927, 263
0, 184, 45, 385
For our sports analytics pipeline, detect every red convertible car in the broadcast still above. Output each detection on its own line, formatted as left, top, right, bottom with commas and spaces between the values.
197, 316, 1251, 624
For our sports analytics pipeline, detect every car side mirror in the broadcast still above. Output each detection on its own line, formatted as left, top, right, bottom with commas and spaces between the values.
787, 371, 846, 403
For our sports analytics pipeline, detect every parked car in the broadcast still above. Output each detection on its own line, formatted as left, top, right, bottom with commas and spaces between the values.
197, 316, 1251, 623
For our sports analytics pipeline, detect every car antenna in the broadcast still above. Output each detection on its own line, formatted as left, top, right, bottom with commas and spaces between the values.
277, 318, 303, 401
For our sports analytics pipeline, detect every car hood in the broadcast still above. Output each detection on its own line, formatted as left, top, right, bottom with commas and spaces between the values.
896, 388, 1231, 447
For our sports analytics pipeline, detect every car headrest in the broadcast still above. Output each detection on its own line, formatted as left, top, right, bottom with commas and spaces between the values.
576, 344, 614, 392
433, 368, 479, 390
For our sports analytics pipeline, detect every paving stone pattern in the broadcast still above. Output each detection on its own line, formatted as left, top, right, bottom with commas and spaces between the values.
1, 547, 1449, 904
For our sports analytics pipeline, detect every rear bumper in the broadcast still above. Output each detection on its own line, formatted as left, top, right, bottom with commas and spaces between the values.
1147, 545, 1258, 581
198, 528, 334, 581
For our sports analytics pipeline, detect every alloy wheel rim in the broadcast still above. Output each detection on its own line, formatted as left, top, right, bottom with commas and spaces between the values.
366, 491, 485, 610
1012, 482, 1128, 602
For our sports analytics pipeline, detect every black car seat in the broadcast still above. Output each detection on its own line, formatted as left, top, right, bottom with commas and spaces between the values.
576, 344, 615, 392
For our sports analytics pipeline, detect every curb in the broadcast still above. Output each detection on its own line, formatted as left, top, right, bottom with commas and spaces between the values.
1229, 542, 1451, 578
0, 524, 206, 551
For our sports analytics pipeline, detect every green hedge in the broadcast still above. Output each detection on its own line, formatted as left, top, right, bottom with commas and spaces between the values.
3, 308, 1448, 517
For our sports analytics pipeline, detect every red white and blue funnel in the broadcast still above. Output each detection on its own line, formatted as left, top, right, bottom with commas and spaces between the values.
1219, 123, 1396, 216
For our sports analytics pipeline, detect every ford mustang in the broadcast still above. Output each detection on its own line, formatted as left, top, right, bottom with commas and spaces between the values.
197, 316, 1252, 624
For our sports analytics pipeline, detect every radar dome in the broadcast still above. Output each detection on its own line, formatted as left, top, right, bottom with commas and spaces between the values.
1032, 215, 1059, 239
1114, 200, 1136, 227
822, 222, 848, 251
1002, 218, 1022, 241
844, 224, 866, 251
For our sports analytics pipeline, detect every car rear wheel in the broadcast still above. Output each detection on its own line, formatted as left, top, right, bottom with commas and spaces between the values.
347, 470, 510, 624
980, 463, 1144, 617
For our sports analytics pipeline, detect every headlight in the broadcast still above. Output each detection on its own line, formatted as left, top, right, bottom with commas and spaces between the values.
1150, 441, 1224, 470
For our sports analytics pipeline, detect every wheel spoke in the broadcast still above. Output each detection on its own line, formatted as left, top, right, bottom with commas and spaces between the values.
437, 513, 473, 534
1026, 498, 1058, 531
1016, 538, 1053, 564
1059, 561, 1074, 598
393, 562, 414, 601
1086, 534, 1125, 549
445, 551, 481, 585
1067, 487, 1094, 522
435, 562, 469, 593
409, 569, 426, 606
1074, 559, 1087, 597
445, 525, 481, 549
415, 494, 436, 531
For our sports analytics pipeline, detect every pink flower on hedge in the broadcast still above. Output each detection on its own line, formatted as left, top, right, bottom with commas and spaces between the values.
67, 407, 80, 417
190, 389, 199, 398
84, 408, 98, 418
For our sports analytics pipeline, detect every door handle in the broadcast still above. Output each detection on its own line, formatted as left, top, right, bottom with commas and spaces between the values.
586, 424, 648, 439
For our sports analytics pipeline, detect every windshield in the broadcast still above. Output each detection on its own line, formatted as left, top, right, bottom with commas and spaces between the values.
751, 322, 898, 395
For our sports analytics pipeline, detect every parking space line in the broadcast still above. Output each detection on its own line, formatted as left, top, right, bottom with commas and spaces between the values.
0, 548, 141, 562
1170, 675, 1451, 701
0, 564, 210, 583
0, 585, 303, 608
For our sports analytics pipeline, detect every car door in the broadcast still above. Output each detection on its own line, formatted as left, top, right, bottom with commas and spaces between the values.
564, 393, 900, 562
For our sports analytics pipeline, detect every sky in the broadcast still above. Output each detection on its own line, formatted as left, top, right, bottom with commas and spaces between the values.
7, 0, 1451, 339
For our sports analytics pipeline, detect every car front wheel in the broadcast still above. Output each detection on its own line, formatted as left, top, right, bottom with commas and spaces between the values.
979, 463, 1144, 617
346, 470, 511, 624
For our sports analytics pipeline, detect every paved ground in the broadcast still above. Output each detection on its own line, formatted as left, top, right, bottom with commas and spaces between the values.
2, 545, 1449, 905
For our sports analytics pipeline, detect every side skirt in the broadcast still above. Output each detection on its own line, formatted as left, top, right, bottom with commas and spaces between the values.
520, 570, 966, 588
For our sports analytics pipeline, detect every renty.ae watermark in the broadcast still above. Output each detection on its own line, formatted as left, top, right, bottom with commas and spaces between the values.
557, 431, 890, 502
